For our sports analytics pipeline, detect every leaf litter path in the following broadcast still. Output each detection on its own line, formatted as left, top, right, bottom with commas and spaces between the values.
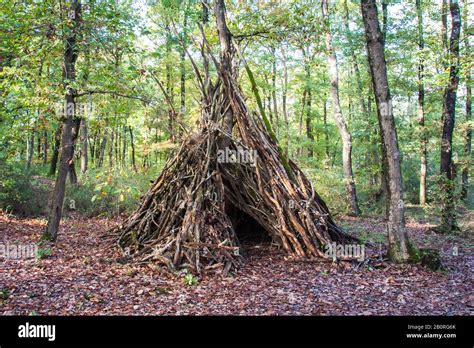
0, 213, 472, 315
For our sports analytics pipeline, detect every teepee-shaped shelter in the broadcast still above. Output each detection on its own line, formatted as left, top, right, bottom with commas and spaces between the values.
113, 0, 355, 274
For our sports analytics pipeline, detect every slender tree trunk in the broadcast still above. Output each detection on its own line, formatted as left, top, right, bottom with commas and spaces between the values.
37, 131, 41, 160
416, 0, 428, 205
323, 97, 330, 160
361, 0, 414, 262
98, 118, 108, 168
281, 47, 289, 156
305, 85, 313, 158
165, 24, 175, 141
201, 0, 209, 22
42, 130, 48, 164
302, 48, 314, 158
90, 129, 97, 165
439, 0, 461, 232
271, 46, 278, 136
214, 0, 234, 136
49, 126, 61, 177
382, 0, 388, 44
323, 0, 361, 216
348, 87, 354, 122
109, 129, 114, 168
129, 126, 137, 172
80, 118, 88, 173
44, 0, 81, 241
441, 0, 449, 63
26, 130, 34, 171
122, 124, 127, 167
115, 124, 119, 166
68, 117, 81, 185
69, 161, 78, 185
180, 48, 186, 138
180, 6, 188, 140
461, 0, 471, 200
379, 0, 390, 203
263, 79, 272, 125
297, 89, 306, 157
343, 0, 368, 116
367, 97, 381, 189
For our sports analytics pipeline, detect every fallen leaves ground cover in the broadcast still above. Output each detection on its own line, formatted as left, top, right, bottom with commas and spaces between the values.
0, 212, 471, 315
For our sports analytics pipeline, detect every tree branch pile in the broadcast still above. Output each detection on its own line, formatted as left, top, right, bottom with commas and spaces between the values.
112, 29, 356, 276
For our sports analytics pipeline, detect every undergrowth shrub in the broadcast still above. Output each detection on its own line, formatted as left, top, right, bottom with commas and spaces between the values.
65, 167, 161, 217
0, 161, 45, 216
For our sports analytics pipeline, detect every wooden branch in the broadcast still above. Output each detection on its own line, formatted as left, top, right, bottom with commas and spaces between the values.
234, 43, 296, 183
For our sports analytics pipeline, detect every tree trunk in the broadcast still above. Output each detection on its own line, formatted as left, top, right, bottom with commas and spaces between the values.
80, 118, 88, 173
297, 89, 306, 157
361, 0, 414, 262
305, 86, 313, 158
180, 48, 186, 138
115, 124, 119, 166
26, 130, 34, 171
109, 129, 114, 168
461, 0, 471, 200
439, 0, 461, 232
416, 0, 428, 205
90, 129, 98, 165
37, 132, 41, 161
129, 126, 137, 172
271, 46, 278, 136
323, 97, 330, 160
42, 130, 48, 164
122, 124, 127, 167
302, 48, 313, 158
68, 117, 81, 185
323, 0, 361, 216
441, 0, 448, 61
180, 5, 188, 140
98, 118, 108, 168
44, 0, 81, 241
381, 0, 388, 43
201, 0, 209, 23
267, 93, 273, 125
343, 0, 368, 116
49, 126, 61, 177
165, 24, 175, 141
214, 0, 234, 136
281, 47, 289, 156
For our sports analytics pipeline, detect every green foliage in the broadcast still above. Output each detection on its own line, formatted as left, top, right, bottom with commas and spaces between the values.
302, 166, 348, 215
0, 288, 10, 300
36, 247, 52, 260
65, 168, 160, 217
183, 273, 199, 286
424, 174, 462, 225
0, 161, 35, 216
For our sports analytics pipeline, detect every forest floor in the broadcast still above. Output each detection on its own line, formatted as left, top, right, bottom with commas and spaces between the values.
0, 211, 472, 315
